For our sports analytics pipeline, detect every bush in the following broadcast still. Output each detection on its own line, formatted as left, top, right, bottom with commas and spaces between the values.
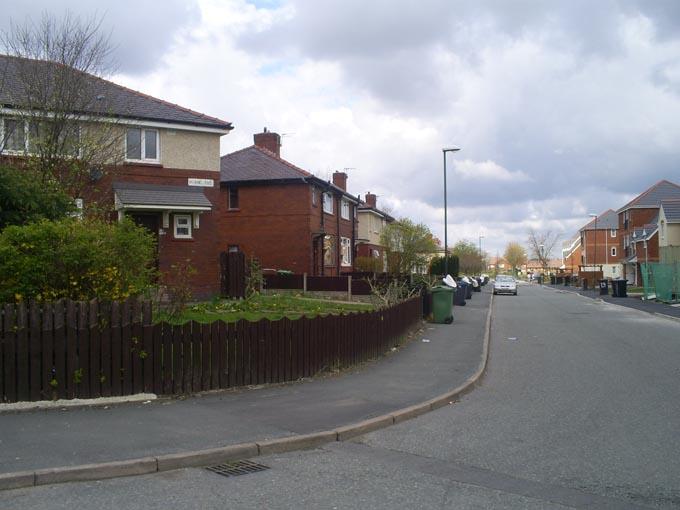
355, 256, 383, 273
0, 165, 74, 229
429, 255, 459, 276
0, 218, 157, 302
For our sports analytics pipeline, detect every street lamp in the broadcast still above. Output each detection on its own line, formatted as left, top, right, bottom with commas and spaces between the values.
478, 235, 484, 272
539, 243, 545, 282
442, 146, 461, 276
588, 213, 598, 277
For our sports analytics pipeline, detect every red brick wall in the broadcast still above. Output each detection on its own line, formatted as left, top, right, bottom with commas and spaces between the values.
581, 229, 623, 265
87, 164, 224, 299
308, 191, 355, 276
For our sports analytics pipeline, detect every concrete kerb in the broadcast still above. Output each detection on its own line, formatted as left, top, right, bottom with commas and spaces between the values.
1, 293, 495, 491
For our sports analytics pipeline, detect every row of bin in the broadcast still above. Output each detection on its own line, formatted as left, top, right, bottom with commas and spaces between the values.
430, 276, 487, 324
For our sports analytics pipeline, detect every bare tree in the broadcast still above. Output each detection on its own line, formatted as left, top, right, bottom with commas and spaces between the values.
1, 11, 124, 198
527, 229, 560, 272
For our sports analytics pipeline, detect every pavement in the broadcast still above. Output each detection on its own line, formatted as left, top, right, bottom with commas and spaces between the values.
542, 282, 680, 320
0, 288, 493, 491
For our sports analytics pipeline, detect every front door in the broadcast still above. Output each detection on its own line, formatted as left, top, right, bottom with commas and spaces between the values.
128, 212, 160, 267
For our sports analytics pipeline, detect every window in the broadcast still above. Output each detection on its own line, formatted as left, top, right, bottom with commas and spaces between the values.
228, 245, 239, 253
611, 247, 617, 257
126, 128, 159, 162
341, 200, 350, 220
312, 188, 317, 206
341, 237, 352, 266
323, 192, 333, 214
661, 220, 666, 240
324, 235, 335, 266
610, 229, 616, 238
174, 214, 192, 239
2, 119, 26, 152
228, 187, 239, 209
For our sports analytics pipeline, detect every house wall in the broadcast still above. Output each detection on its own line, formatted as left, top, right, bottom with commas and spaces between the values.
91, 165, 225, 299
160, 129, 221, 172
580, 229, 622, 266
309, 190, 356, 276
221, 183, 314, 274
358, 211, 385, 246
659, 208, 680, 247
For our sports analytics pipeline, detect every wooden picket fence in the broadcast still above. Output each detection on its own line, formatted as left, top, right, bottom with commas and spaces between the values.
0, 296, 422, 403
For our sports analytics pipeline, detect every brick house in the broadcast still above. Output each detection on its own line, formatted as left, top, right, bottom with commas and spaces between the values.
219, 130, 359, 275
617, 180, 680, 284
0, 54, 233, 298
355, 193, 394, 271
561, 234, 582, 275
578, 209, 623, 279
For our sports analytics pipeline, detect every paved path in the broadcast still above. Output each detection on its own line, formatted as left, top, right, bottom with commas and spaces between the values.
0, 290, 490, 475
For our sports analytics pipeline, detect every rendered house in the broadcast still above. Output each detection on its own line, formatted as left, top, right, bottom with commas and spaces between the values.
355, 192, 394, 271
579, 209, 622, 279
219, 130, 358, 275
618, 180, 680, 284
658, 200, 680, 264
0, 54, 233, 298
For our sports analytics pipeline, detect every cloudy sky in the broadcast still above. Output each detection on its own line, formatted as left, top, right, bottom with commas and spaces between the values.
3, 0, 680, 257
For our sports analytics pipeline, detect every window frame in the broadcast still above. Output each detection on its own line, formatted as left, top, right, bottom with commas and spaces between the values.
323, 235, 335, 266
125, 127, 160, 163
610, 229, 616, 238
1, 118, 27, 154
322, 192, 334, 215
173, 214, 192, 239
311, 187, 317, 206
341, 199, 350, 220
611, 246, 617, 257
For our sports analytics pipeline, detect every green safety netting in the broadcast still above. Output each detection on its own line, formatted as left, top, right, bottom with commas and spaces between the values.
641, 262, 680, 303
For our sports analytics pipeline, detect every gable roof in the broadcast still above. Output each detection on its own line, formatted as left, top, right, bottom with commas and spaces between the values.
617, 180, 680, 213
220, 145, 359, 201
580, 209, 618, 231
0, 54, 232, 132
660, 199, 680, 223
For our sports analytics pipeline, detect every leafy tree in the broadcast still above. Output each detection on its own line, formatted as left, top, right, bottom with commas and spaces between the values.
504, 242, 527, 276
452, 240, 484, 274
0, 218, 156, 302
0, 165, 73, 229
380, 218, 438, 274
429, 255, 459, 277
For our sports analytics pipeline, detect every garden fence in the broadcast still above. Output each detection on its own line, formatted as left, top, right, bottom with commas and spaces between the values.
0, 296, 422, 403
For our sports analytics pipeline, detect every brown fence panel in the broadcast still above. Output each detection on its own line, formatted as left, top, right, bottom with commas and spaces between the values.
263, 274, 304, 290
221, 251, 247, 299
3, 304, 17, 402
15, 303, 29, 402
307, 276, 348, 292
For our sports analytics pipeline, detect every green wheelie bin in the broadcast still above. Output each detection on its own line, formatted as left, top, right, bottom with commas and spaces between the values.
431, 285, 454, 324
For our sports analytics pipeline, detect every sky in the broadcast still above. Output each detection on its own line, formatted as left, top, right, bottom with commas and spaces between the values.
3, 0, 680, 258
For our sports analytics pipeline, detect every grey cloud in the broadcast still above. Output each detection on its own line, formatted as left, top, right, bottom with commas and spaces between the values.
0, 0, 200, 75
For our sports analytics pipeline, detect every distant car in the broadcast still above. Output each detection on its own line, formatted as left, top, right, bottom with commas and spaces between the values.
493, 275, 517, 295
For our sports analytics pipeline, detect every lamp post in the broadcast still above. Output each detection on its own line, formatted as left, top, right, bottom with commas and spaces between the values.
539, 243, 545, 282
588, 213, 598, 280
442, 146, 461, 275
478, 234, 484, 273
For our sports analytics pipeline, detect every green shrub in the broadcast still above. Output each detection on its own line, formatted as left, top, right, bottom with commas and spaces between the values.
429, 255, 459, 276
0, 165, 73, 229
0, 218, 157, 302
355, 256, 383, 273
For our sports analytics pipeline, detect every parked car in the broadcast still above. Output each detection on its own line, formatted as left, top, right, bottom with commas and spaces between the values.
493, 275, 517, 295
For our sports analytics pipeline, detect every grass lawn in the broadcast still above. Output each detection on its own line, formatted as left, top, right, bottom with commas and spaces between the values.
156, 293, 375, 324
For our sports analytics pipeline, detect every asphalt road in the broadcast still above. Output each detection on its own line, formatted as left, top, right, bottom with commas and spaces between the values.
4, 284, 680, 509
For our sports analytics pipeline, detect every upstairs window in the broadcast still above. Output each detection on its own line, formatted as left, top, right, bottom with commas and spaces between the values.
610, 229, 616, 238
312, 188, 317, 206
126, 128, 159, 162
341, 199, 350, 220
323, 192, 333, 214
228, 187, 239, 209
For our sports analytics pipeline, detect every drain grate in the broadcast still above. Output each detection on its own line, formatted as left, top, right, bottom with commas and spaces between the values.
206, 460, 270, 478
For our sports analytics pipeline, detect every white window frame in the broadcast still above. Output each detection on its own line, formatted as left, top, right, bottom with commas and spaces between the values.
125, 127, 160, 163
610, 229, 616, 238
173, 214, 192, 239
341, 237, 352, 266
341, 199, 350, 220
312, 187, 317, 206
323, 192, 333, 214
611, 246, 617, 257
1, 118, 28, 154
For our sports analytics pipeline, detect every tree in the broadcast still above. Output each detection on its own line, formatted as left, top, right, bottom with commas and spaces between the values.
380, 218, 438, 274
1, 11, 124, 199
429, 254, 459, 277
452, 240, 484, 274
504, 242, 527, 276
527, 229, 560, 272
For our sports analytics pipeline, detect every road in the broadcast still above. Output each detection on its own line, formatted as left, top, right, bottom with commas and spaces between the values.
3, 284, 680, 509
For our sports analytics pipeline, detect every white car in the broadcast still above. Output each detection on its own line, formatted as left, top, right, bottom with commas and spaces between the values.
493, 275, 517, 295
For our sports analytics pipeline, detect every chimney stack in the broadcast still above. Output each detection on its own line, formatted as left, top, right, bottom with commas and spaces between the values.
332, 171, 347, 191
254, 127, 281, 157
365, 192, 377, 208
